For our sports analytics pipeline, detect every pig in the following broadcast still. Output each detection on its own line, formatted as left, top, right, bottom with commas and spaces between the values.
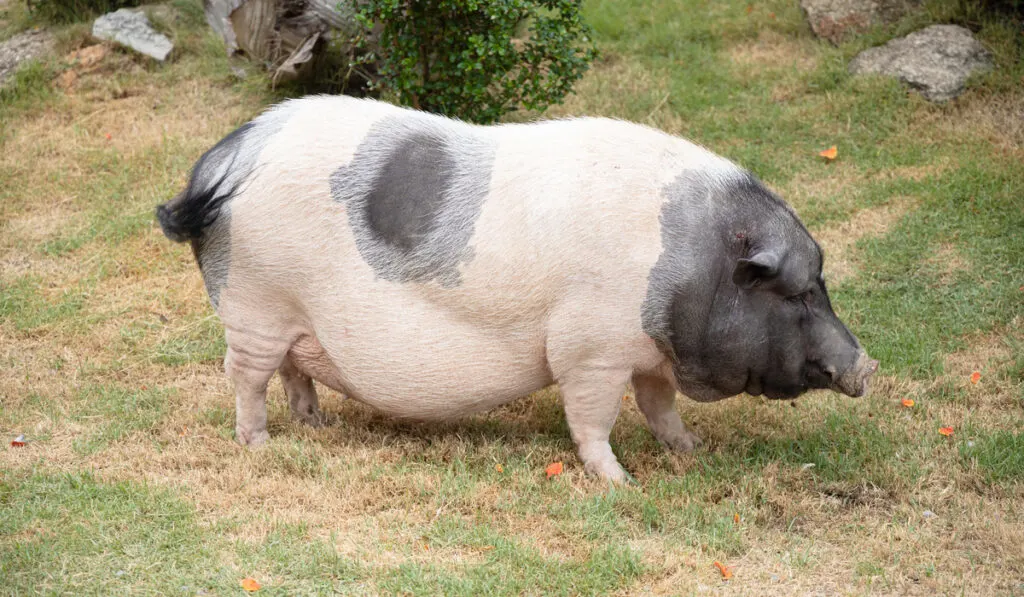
156, 96, 878, 482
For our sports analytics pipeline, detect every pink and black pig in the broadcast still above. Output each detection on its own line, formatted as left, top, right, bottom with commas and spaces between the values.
157, 97, 878, 482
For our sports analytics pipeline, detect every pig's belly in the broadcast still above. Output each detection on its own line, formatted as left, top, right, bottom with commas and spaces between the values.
287, 324, 553, 421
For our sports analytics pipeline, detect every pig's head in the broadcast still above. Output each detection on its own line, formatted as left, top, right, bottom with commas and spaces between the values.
642, 171, 878, 402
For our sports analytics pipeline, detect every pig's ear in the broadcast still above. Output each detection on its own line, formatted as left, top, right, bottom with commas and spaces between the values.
733, 250, 780, 289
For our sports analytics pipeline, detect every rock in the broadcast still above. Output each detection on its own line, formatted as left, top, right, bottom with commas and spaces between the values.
849, 25, 993, 102
801, 0, 917, 44
0, 29, 54, 87
92, 9, 173, 61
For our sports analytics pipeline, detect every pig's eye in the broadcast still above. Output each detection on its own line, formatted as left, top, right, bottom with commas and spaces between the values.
786, 290, 811, 304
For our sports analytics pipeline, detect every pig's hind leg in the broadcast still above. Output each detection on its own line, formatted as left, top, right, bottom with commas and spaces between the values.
279, 353, 323, 427
632, 374, 703, 452
223, 326, 292, 447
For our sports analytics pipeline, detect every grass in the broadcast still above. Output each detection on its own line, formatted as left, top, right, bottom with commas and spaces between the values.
1, 0, 1023, 594
18, 0, 143, 26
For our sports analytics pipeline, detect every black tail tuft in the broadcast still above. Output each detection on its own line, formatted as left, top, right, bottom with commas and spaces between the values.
156, 172, 236, 243
156, 121, 256, 243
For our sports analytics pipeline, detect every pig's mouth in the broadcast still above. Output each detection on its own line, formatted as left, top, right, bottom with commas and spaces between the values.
742, 353, 880, 400
831, 352, 880, 398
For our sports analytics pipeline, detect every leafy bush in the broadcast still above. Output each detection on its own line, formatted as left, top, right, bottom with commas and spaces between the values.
353, 0, 598, 123
25, 0, 142, 24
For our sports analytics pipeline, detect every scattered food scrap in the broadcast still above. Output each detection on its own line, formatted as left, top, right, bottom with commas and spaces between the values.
240, 578, 260, 592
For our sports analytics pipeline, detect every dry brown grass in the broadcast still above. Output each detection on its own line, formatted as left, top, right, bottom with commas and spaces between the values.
924, 242, 968, 287
945, 325, 1016, 380
777, 161, 867, 212
727, 30, 820, 74
543, 53, 692, 137
938, 92, 1024, 154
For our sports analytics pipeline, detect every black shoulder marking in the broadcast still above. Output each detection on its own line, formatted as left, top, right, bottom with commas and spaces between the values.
642, 169, 825, 398
330, 118, 495, 287
641, 171, 718, 359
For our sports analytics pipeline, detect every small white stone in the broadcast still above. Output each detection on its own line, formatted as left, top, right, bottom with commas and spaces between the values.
92, 9, 174, 61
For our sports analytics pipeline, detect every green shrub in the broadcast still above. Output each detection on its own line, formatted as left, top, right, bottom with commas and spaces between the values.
26, 0, 142, 24
353, 0, 598, 124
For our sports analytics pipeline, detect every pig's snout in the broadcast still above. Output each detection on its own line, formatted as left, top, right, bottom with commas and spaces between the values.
832, 352, 879, 398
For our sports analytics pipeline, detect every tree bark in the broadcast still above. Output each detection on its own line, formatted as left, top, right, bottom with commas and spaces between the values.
203, 0, 361, 82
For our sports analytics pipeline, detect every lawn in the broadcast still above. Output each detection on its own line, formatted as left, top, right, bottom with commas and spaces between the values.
1, 0, 1022, 594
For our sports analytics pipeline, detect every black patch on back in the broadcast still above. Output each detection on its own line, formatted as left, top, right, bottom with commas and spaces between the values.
330, 118, 495, 287
365, 134, 456, 253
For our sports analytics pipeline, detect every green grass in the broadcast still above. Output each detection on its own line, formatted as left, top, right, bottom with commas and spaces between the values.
0, 470, 644, 595
0, 275, 87, 331
151, 313, 225, 365
70, 385, 171, 454
961, 431, 1024, 483
835, 162, 1024, 377
0, 59, 56, 126
1, 0, 1022, 593
0, 470, 220, 594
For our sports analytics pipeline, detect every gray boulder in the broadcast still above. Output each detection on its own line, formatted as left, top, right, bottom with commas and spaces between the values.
92, 8, 173, 61
0, 29, 53, 87
801, 0, 917, 44
849, 25, 993, 102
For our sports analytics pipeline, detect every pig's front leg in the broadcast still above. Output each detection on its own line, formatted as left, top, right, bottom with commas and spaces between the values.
558, 367, 632, 483
632, 374, 703, 452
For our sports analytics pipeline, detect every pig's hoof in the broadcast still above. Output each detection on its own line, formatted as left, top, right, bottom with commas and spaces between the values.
661, 429, 703, 453
291, 408, 324, 428
236, 427, 270, 447
584, 460, 629, 484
